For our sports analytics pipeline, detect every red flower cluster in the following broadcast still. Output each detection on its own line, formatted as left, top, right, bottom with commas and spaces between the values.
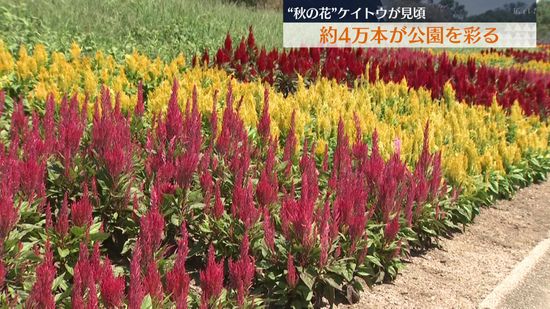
205, 29, 550, 117
0, 82, 452, 307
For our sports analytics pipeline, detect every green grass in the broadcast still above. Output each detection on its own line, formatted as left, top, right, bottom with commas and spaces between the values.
0, 0, 282, 59
0, 0, 548, 61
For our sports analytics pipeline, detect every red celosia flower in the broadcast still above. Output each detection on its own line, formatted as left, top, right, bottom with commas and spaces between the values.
86, 272, 99, 309
319, 200, 331, 268
139, 203, 165, 261
232, 179, 259, 230
201, 49, 210, 66
165, 79, 183, 141
0, 184, 18, 239
71, 184, 93, 227
92, 88, 133, 179
72, 242, 102, 309
45, 202, 53, 230
129, 239, 145, 309
100, 258, 125, 308
229, 234, 256, 306
57, 94, 85, 175
26, 241, 56, 309
134, 80, 145, 117
0, 258, 5, 288
262, 208, 275, 253
224, 32, 232, 53
286, 254, 298, 289
209, 91, 219, 144
247, 26, 256, 50
213, 181, 224, 219
384, 215, 400, 242
10, 98, 26, 136
257, 88, 271, 142
144, 259, 163, 301
215, 48, 231, 66
166, 223, 190, 309
282, 111, 297, 175
55, 193, 69, 238
43, 95, 56, 154
200, 245, 224, 306
256, 169, 276, 208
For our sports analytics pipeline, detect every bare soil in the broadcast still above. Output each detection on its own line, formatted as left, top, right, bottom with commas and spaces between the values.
342, 180, 550, 309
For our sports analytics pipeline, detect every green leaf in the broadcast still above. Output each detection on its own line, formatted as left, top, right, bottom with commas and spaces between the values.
366, 255, 383, 268
141, 294, 153, 309
299, 270, 315, 290
57, 247, 70, 258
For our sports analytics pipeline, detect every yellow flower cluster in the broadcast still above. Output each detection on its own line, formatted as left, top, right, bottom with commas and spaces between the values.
1, 42, 548, 193
161, 70, 548, 191
437, 49, 550, 73
0, 41, 186, 109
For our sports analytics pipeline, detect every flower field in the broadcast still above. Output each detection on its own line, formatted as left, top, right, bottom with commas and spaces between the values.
0, 29, 549, 308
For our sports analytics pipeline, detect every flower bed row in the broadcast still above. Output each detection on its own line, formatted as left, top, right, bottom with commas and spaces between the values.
0, 82, 459, 307
0, 39, 549, 308
205, 30, 550, 117
2, 35, 550, 119
0, 80, 549, 307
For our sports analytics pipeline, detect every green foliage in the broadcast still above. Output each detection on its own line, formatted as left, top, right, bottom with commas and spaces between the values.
0, 0, 282, 59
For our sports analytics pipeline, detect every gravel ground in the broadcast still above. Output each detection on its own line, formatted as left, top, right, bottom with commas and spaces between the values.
341, 180, 550, 309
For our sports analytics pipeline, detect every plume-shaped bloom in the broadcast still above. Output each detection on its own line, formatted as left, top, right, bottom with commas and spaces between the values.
286, 254, 298, 289
0, 184, 18, 239
134, 80, 145, 117
213, 181, 224, 219
229, 234, 256, 306
92, 88, 133, 179
257, 88, 271, 142
100, 258, 125, 308
71, 184, 93, 227
26, 241, 56, 309
166, 223, 190, 309
262, 208, 275, 253
139, 203, 165, 262
55, 193, 69, 238
144, 259, 163, 301
200, 245, 224, 307
129, 240, 144, 309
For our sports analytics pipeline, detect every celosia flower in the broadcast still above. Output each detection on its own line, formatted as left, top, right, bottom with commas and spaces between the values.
257, 88, 271, 142
286, 254, 298, 289
55, 193, 69, 238
144, 259, 163, 301
282, 111, 297, 175
231, 179, 259, 230
165, 79, 183, 141
229, 234, 256, 306
384, 215, 400, 242
129, 239, 144, 309
26, 241, 56, 309
166, 223, 190, 309
200, 245, 224, 306
0, 185, 18, 239
92, 88, 133, 179
10, 99, 26, 136
134, 80, 145, 117
0, 258, 5, 288
139, 203, 165, 261
213, 181, 224, 219
262, 208, 275, 253
100, 258, 125, 309
71, 184, 93, 227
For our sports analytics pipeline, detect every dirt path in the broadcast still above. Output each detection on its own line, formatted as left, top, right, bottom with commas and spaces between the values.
344, 180, 550, 309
